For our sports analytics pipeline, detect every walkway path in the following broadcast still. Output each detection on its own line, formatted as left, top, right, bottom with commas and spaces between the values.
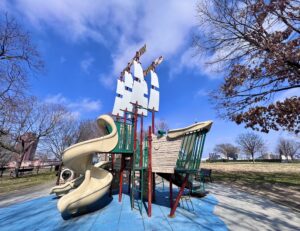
0, 180, 55, 208
207, 184, 300, 231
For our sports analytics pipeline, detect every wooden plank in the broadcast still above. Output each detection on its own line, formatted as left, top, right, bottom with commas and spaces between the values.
152, 135, 182, 174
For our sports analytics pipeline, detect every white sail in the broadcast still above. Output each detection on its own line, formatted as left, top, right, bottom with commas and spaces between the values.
148, 89, 159, 112
112, 96, 124, 117
148, 71, 160, 112
121, 90, 133, 112
150, 70, 159, 88
131, 78, 148, 116
124, 71, 133, 87
116, 80, 124, 95
133, 60, 143, 80
119, 71, 134, 112
112, 79, 125, 117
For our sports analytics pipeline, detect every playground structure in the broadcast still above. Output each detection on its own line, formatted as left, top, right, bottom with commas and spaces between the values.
51, 45, 213, 219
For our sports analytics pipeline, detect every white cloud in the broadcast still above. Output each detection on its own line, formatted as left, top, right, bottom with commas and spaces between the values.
4, 0, 202, 87
80, 57, 94, 74
99, 74, 115, 90
170, 48, 223, 80
45, 93, 102, 118
194, 88, 208, 98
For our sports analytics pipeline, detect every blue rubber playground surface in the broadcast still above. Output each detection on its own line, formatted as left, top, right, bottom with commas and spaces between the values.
0, 187, 227, 231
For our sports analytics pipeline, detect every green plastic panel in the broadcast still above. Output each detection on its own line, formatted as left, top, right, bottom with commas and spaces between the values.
112, 120, 134, 154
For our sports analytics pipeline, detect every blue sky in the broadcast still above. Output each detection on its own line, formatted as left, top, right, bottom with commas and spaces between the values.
1, 0, 294, 157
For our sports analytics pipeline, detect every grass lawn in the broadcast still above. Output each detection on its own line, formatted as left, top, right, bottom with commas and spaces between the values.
211, 171, 300, 186
0, 171, 56, 194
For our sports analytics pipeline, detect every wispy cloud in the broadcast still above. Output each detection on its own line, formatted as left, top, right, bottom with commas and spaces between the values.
45, 93, 102, 118
4, 0, 205, 86
169, 48, 223, 80
99, 74, 115, 90
194, 88, 208, 98
80, 57, 94, 74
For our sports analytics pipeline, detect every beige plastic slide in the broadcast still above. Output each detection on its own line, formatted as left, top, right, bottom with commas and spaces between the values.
57, 115, 118, 215
50, 175, 84, 197
50, 161, 110, 197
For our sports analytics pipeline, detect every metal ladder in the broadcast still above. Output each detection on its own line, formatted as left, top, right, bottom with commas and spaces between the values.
131, 168, 144, 214
130, 142, 145, 215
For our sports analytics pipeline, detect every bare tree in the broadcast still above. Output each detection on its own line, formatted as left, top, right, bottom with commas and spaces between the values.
214, 143, 239, 160
0, 150, 11, 177
195, 0, 300, 134
0, 97, 69, 177
155, 119, 169, 134
0, 13, 43, 114
77, 119, 105, 142
42, 116, 80, 184
277, 138, 300, 161
236, 132, 265, 162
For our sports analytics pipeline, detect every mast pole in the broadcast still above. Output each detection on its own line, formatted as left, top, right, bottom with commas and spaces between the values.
139, 113, 143, 168
152, 109, 155, 134
147, 126, 152, 217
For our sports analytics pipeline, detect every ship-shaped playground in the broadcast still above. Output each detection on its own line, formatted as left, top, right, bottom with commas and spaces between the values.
50, 45, 213, 219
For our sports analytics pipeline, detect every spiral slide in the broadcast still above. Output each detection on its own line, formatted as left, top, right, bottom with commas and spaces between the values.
56, 115, 118, 216
50, 161, 110, 197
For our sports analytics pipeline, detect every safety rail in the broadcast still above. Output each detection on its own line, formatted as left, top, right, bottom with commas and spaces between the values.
175, 130, 207, 173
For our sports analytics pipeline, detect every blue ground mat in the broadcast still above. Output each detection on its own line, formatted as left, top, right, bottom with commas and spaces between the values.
0, 187, 227, 231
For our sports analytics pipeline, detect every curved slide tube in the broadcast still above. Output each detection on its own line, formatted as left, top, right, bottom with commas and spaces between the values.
50, 161, 111, 197
57, 115, 118, 216
50, 175, 84, 197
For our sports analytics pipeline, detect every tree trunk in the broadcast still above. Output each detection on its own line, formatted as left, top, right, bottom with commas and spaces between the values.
15, 144, 26, 178
252, 153, 255, 163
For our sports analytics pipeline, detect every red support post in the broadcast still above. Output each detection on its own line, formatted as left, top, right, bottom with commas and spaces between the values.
128, 167, 131, 194
110, 154, 115, 197
147, 126, 152, 217
169, 175, 173, 208
119, 155, 125, 202
152, 110, 155, 134
152, 173, 156, 202
139, 114, 143, 167
169, 173, 189, 218
133, 107, 138, 152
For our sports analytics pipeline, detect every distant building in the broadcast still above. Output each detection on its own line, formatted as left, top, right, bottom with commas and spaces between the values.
208, 152, 224, 160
